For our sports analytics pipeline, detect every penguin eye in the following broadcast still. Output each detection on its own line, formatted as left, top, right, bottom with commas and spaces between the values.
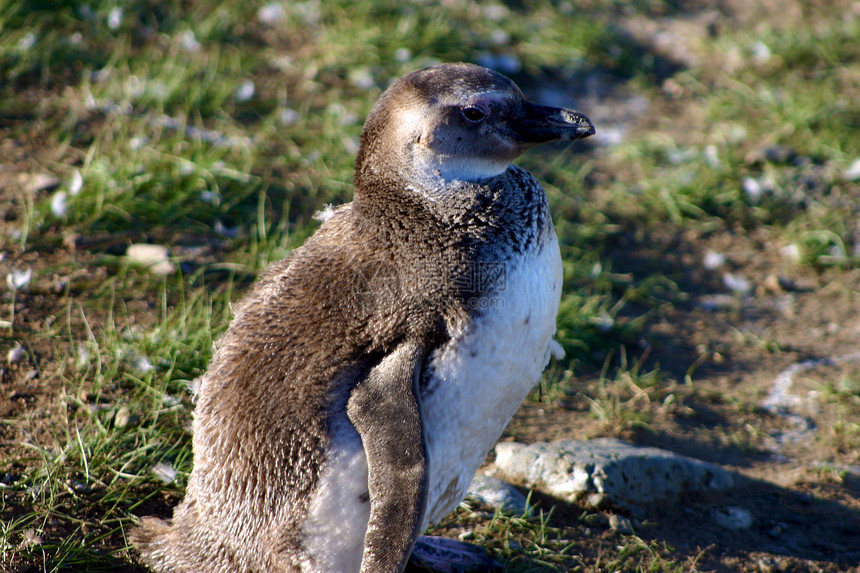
461, 106, 487, 123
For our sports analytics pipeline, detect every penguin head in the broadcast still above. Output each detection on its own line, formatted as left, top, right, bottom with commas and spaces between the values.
355, 63, 594, 191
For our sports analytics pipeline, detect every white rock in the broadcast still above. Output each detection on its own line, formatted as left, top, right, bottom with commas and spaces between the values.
466, 474, 530, 515
493, 438, 735, 507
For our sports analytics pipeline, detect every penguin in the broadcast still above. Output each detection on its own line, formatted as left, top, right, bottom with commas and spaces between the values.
132, 62, 595, 573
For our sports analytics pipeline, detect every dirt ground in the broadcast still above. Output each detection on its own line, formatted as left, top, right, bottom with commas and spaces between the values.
504, 224, 860, 571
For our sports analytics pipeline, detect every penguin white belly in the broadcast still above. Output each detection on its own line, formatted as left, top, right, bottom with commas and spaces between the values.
420, 233, 563, 527
300, 417, 369, 573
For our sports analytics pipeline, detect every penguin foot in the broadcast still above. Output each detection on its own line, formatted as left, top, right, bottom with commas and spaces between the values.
405, 535, 502, 573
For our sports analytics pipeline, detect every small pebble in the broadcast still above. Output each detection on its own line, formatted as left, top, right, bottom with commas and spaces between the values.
586, 493, 608, 508
761, 274, 783, 294
114, 405, 131, 428
23, 173, 60, 193
713, 506, 753, 530
608, 513, 634, 534
780, 244, 801, 261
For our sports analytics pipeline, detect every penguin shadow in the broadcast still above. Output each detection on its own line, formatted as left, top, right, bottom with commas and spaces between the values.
637, 470, 860, 569
504, 475, 860, 570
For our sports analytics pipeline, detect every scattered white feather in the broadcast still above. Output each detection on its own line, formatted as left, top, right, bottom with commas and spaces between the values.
704, 145, 720, 168
69, 170, 83, 195
214, 220, 239, 237
132, 354, 155, 374
18, 32, 36, 51
187, 376, 202, 399
723, 273, 751, 294
483, 4, 509, 20
151, 462, 177, 484
548, 339, 565, 360
844, 158, 860, 181
129, 136, 148, 150
234, 80, 255, 102
742, 177, 763, 202
591, 312, 615, 333
200, 190, 220, 204
313, 204, 336, 223
76, 343, 90, 368
278, 107, 300, 125
107, 7, 123, 30
126, 244, 175, 275
179, 30, 201, 53
22, 529, 42, 547
703, 250, 725, 270
7, 268, 32, 291
258, 3, 286, 25
394, 48, 412, 63
752, 41, 772, 64
50, 191, 68, 217
491, 29, 510, 46
7, 344, 26, 364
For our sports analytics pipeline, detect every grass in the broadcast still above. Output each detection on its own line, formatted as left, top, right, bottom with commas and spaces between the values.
2, 0, 860, 571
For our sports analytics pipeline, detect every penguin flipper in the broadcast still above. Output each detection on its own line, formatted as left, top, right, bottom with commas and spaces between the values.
347, 339, 428, 573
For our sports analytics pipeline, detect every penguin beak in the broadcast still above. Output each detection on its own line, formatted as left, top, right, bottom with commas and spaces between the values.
510, 101, 596, 144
